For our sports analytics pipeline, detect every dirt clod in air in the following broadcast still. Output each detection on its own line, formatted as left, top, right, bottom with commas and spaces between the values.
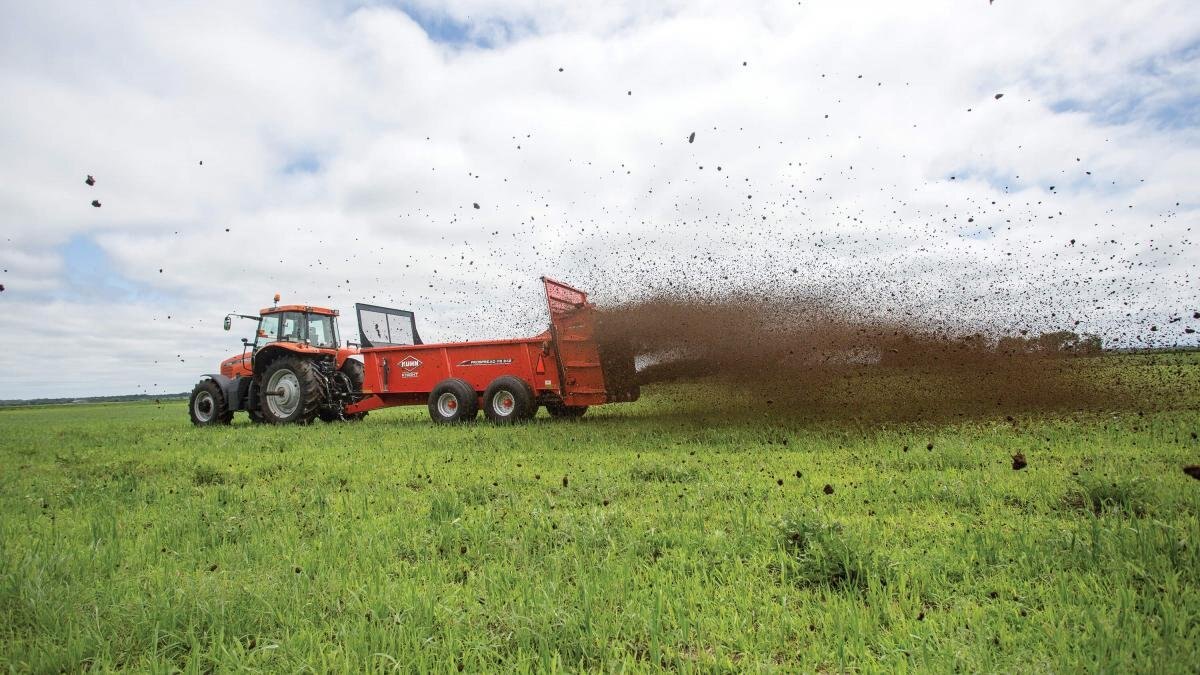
85, 174, 95, 186
823, 484, 834, 494
688, 132, 696, 144
1184, 466, 1200, 481
91, 200, 101, 207
1011, 453, 1027, 470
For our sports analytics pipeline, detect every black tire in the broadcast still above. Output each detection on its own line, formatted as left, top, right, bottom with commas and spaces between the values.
341, 360, 368, 422
428, 378, 478, 423
482, 376, 536, 423
189, 379, 232, 426
258, 356, 322, 425
318, 361, 369, 422
546, 403, 588, 419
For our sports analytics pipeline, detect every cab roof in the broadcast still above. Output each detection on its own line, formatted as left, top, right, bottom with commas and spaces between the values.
260, 304, 339, 317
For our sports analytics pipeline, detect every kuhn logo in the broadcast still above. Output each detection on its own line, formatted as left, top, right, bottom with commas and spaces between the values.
399, 356, 422, 371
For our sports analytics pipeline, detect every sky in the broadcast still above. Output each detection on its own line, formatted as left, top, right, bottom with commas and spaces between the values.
1, 0, 1198, 399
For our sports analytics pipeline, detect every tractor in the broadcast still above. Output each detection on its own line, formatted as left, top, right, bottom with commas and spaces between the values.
188, 295, 366, 425
188, 278, 640, 426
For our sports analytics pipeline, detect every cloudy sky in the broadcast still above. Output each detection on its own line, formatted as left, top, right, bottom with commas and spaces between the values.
1, 0, 1198, 398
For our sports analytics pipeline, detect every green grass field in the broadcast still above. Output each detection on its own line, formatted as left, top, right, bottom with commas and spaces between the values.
2, 361, 1199, 672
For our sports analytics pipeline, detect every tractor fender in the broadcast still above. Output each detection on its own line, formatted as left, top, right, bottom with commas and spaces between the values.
202, 374, 247, 412
253, 343, 319, 373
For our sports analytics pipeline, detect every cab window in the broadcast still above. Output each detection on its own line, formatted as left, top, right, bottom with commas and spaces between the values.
278, 312, 305, 342
257, 315, 280, 346
307, 314, 338, 349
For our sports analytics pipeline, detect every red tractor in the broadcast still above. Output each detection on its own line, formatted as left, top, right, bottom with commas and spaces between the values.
189, 278, 639, 426
188, 295, 366, 425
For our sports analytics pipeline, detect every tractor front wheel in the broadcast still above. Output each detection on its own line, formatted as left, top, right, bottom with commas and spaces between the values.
258, 357, 322, 425
189, 379, 233, 426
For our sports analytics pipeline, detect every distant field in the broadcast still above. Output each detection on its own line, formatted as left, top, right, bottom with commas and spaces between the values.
2, 361, 1199, 671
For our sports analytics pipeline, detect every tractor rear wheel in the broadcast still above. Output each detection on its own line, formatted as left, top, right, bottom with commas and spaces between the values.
428, 378, 478, 423
482, 376, 536, 423
547, 403, 588, 419
189, 379, 233, 426
259, 357, 322, 425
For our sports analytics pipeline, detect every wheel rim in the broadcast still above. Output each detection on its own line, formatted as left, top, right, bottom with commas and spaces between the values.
193, 391, 215, 422
492, 390, 516, 417
437, 392, 460, 418
266, 369, 301, 418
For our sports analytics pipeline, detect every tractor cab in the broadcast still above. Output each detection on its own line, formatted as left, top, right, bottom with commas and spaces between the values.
254, 305, 341, 350
217, 300, 349, 382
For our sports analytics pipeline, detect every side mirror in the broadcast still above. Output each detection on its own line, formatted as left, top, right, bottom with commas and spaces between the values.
223, 316, 232, 331
241, 337, 249, 344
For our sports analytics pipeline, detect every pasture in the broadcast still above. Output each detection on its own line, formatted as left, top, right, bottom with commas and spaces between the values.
2, 360, 1199, 672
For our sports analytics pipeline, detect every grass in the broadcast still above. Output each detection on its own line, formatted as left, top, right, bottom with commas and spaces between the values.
1, 362, 1199, 672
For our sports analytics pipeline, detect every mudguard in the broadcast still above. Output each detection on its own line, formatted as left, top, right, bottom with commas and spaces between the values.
203, 374, 246, 412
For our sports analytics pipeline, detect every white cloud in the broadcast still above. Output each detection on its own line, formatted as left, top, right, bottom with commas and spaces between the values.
0, 0, 1197, 398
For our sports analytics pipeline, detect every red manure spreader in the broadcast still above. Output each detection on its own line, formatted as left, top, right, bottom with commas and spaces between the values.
188, 278, 639, 426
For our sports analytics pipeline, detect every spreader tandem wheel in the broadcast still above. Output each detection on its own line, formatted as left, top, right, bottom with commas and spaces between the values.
483, 376, 536, 423
428, 378, 479, 423
189, 379, 233, 426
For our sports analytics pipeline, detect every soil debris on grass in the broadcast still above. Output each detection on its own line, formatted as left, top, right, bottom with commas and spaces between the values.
1184, 465, 1200, 481
1012, 452, 1027, 470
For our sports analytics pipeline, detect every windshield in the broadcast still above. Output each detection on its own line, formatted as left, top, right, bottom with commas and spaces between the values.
256, 315, 279, 348
307, 314, 338, 348
253, 311, 338, 348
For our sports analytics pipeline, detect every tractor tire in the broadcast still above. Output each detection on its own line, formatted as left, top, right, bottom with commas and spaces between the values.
258, 356, 322, 425
546, 403, 588, 419
342, 360, 368, 422
482, 376, 536, 424
189, 379, 233, 426
428, 378, 478, 423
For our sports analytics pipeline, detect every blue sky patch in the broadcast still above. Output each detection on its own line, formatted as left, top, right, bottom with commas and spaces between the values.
353, 1, 532, 48
57, 235, 173, 305
283, 153, 322, 175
